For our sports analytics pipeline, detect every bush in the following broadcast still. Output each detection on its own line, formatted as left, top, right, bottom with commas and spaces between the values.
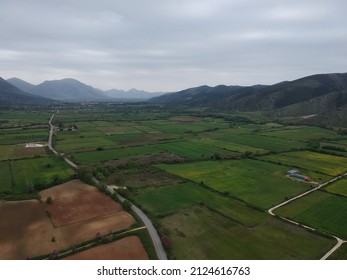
46, 196, 53, 205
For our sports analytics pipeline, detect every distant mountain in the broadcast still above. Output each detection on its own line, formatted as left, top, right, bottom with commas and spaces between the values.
104, 88, 165, 100
28, 78, 108, 101
8, 77, 164, 101
150, 73, 347, 117
7, 77, 36, 94
0, 77, 51, 106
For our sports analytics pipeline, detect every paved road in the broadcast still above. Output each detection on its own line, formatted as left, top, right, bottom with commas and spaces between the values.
48, 113, 78, 169
48, 114, 59, 156
49, 113, 166, 260
107, 186, 168, 260
268, 172, 347, 260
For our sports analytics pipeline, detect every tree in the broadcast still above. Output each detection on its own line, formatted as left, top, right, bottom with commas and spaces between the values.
46, 196, 53, 205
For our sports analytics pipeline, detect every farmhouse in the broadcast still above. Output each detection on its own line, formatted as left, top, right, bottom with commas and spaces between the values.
287, 169, 299, 176
287, 169, 311, 182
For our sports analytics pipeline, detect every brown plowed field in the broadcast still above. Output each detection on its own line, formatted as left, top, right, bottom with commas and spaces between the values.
0, 180, 139, 259
40, 179, 122, 227
64, 236, 148, 260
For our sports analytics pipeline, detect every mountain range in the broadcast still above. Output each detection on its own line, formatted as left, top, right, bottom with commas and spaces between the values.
0, 77, 51, 107
1, 73, 347, 124
6, 77, 164, 102
150, 73, 347, 122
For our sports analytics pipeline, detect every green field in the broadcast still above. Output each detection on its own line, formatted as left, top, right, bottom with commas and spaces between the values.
328, 244, 347, 260
161, 206, 334, 259
193, 138, 268, 154
275, 191, 347, 239
56, 136, 119, 153
0, 161, 13, 193
157, 159, 311, 209
325, 178, 347, 197
130, 182, 266, 226
0, 129, 48, 145
158, 141, 239, 160
73, 145, 165, 164
11, 156, 74, 192
261, 151, 347, 176
218, 133, 307, 152
0, 145, 16, 161
260, 126, 340, 141
146, 120, 229, 134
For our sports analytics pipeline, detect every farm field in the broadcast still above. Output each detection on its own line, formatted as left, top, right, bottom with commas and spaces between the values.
275, 191, 347, 239
157, 159, 312, 209
73, 145, 166, 164
0, 161, 12, 193
260, 151, 347, 176
325, 178, 347, 197
218, 133, 307, 152
11, 156, 74, 192
129, 182, 266, 226
40, 179, 122, 226
2, 106, 347, 260
63, 236, 148, 260
160, 206, 334, 259
56, 136, 118, 153
0, 144, 47, 161
0, 180, 137, 259
157, 140, 239, 160
328, 244, 347, 260
260, 126, 341, 141
192, 138, 268, 154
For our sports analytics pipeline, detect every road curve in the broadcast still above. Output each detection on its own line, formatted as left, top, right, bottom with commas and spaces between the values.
49, 113, 166, 260
268, 172, 347, 259
107, 187, 168, 260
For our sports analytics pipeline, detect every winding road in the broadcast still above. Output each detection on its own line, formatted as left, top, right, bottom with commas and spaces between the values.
268, 172, 347, 260
48, 113, 167, 260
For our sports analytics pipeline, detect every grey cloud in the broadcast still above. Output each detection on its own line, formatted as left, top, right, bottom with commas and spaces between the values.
0, 0, 346, 91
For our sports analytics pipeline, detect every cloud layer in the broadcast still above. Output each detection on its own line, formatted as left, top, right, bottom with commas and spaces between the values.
1, 0, 346, 91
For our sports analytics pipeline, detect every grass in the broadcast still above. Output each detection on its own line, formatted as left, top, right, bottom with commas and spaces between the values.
73, 145, 165, 164
0, 161, 13, 193
0, 145, 16, 161
328, 244, 347, 260
218, 133, 307, 152
260, 126, 340, 141
325, 178, 347, 197
275, 191, 347, 239
260, 151, 347, 176
193, 138, 268, 154
130, 182, 266, 226
161, 206, 334, 259
157, 141, 239, 160
11, 156, 74, 192
157, 159, 312, 209
56, 136, 118, 153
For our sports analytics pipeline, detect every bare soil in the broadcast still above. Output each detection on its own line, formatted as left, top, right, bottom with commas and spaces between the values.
40, 179, 122, 227
64, 236, 148, 260
0, 180, 137, 259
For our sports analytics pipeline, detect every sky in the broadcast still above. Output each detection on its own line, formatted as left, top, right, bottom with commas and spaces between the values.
1, 0, 347, 92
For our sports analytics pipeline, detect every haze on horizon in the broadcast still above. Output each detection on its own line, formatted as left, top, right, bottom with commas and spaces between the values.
1, 0, 347, 92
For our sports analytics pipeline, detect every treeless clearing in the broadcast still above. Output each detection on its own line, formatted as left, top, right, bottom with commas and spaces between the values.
0, 180, 137, 259
64, 236, 148, 260
15, 146, 47, 158
40, 179, 122, 227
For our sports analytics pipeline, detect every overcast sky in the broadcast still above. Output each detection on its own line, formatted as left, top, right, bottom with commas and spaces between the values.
1, 0, 347, 92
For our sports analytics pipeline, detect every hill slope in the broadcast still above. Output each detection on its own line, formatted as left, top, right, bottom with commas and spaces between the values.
150, 73, 347, 115
33, 78, 109, 101
0, 77, 51, 106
